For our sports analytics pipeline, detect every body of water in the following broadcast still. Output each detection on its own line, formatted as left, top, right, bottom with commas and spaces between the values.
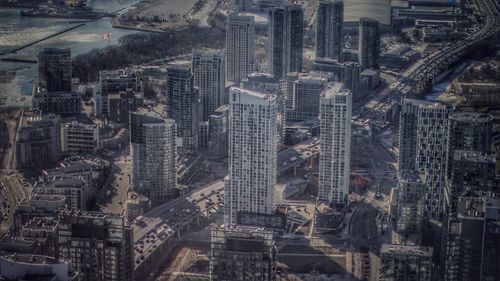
0, 0, 142, 106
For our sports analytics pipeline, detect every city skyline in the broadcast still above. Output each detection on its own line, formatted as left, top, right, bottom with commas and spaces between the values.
0, 0, 499, 280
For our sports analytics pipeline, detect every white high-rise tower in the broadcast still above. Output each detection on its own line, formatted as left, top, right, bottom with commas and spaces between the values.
318, 83, 352, 203
224, 87, 278, 224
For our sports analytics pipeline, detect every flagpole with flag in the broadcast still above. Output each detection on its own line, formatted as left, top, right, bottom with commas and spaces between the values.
102, 32, 110, 49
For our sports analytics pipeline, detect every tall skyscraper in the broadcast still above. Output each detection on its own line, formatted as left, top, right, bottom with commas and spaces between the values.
37, 48, 72, 93
315, 0, 344, 61
398, 99, 453, 219
224, 87, 278, 224
166, 61, 199, 149
57, 210, 134, 281
226, 14, 255, 83
241, 72, 285, 144
192, 50, 225, 121
130, 110, 177, 207
358, 18, 380, 70
318, 83, 352, 203
210, 225, 276, 281
268, 4, 304, 78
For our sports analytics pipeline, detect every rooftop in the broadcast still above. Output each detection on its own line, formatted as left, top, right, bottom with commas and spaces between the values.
230, 86, 277, 102
453, 150, 495, 163
381, 244, 433, 257
2, 254, 67, 265
449, 112, 492, 123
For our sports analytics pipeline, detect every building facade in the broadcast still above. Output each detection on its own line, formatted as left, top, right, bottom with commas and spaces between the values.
61, 121, 100, 154
268, 4, 304, 78
225, 87, 278, 224
37, 48, 72, 93
315, 0, 344, 61
358, 18, 380, 70
318, 83, 352, 203
208, 105, 230, 160
166, 61, 200, 149
444, 193, 500, 281
192, 50, 226, 121
57, 210, 134, 281
226, 14, 255, 83
210, 225, 276, 281
398, 99, 453, 219
16, 111, 61, 168
285, 73, 328, 122
130, 110, 177, 207
379, 244, 433, 281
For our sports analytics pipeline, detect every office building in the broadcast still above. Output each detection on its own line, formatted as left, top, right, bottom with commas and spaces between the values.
166, 61, 200, 149
224, 87, 278, 224
192, 50, 225, 121
379, 244, 433, 281
0, 254, 79, 281
57, 210, 134, 281
208, 105, 230, 160
285, 73, 328, 122
61, 121, 100, 154
130, 110, 177, 207
16, 110, 61, 168
358, 18, 380, 69
226, 14, 255, 82
37, 48, 72, 93
398, 99, 453, 219
315, 0, 344, 61
268, 4, 304, 78
210, 225, 276, 281
444, 193, 500, 281
318, 83, 352, 203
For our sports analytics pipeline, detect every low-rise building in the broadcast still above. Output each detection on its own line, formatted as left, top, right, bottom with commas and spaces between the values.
61, 121, 100, 154
34, 176, 88, 210
0, 254, 79, 281
32, 87, 81, 115
379, 244, 433, 281
13, 194, 66, 234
